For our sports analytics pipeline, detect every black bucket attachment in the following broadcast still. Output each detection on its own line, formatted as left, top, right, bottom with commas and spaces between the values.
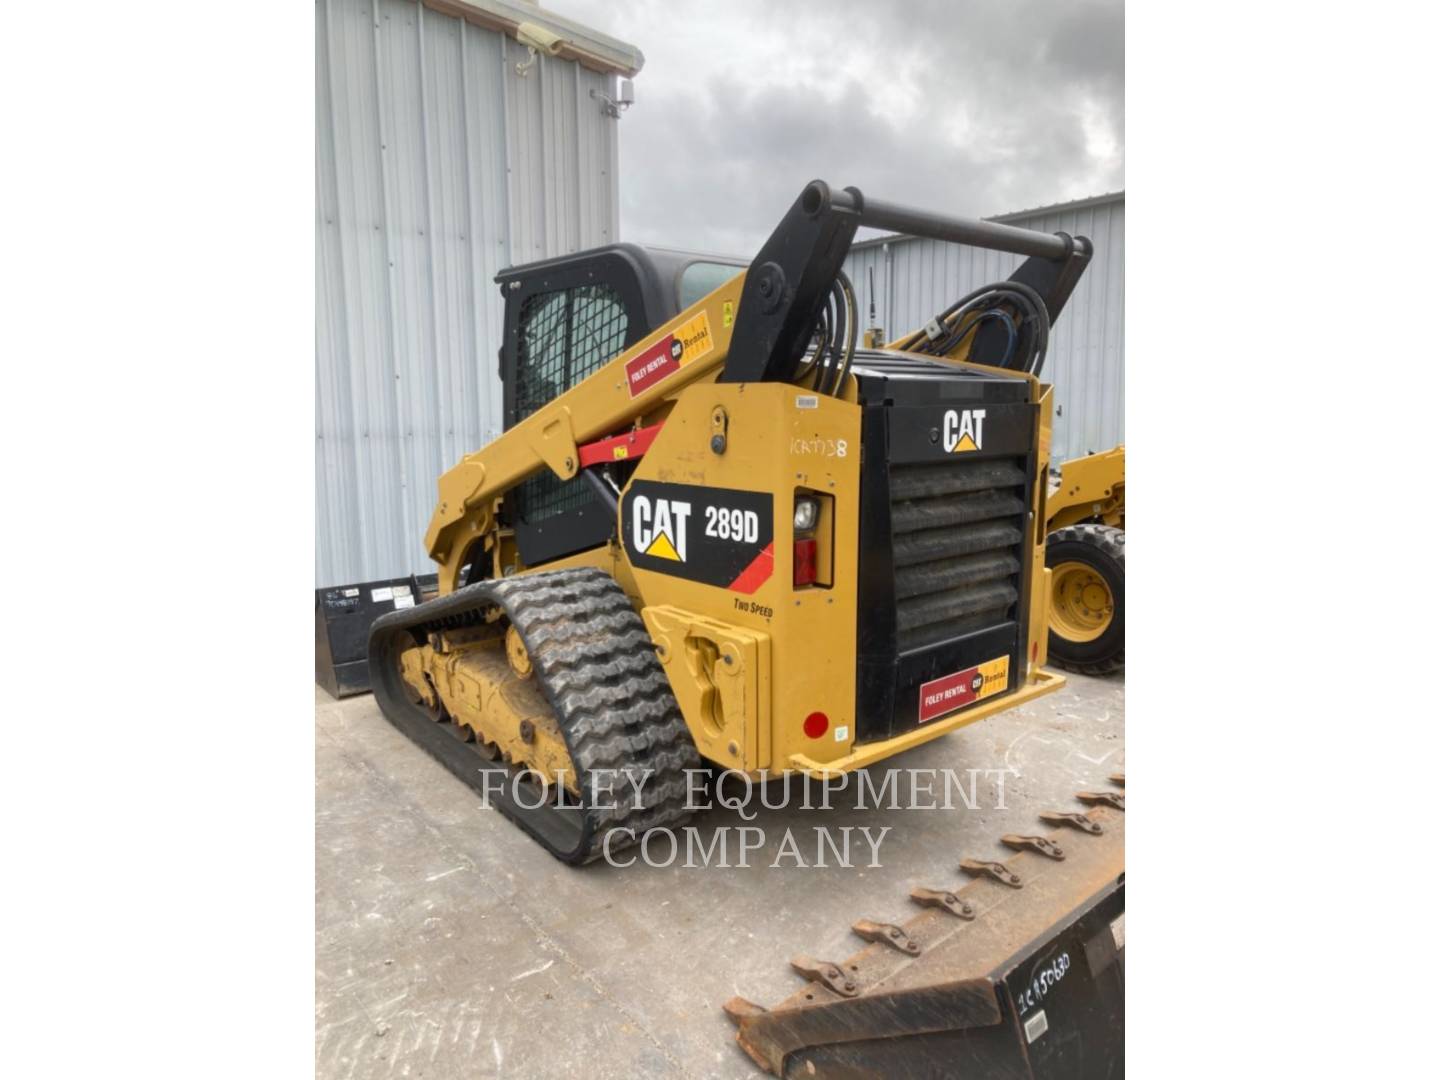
314, 576, 422, 698
726, 777, 1125, 1078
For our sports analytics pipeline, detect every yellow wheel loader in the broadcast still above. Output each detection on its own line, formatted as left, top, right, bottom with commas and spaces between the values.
366, 181, 1125, 1074
1044, 445, 1125, 675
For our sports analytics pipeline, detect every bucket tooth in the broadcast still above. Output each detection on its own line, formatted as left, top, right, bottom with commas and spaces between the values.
1077, 790, 1125, 810
1039, 810, 1104, 835
722, 997, 766, 1023
789, 955, 859, 997
960, 858, 1023, 888
1109, 771, 1125, 786
910, 886, 976, 919
1001, 834, 1066, 860
852, 919, 921, 955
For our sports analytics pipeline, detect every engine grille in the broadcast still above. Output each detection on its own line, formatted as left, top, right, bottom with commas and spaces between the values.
889, 457, 1028, 652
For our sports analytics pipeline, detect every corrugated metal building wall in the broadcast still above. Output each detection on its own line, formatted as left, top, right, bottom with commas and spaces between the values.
316, 0, 634, 586
844, 192, 1124, 466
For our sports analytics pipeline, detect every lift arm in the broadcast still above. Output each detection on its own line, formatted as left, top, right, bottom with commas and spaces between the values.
423, 271, 747, 568
423, 180, 1089, 583
721, 182, 1092, 382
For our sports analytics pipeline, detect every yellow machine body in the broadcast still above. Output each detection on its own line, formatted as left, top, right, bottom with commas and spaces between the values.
405, 269, 1063, 779
1046, 444, 1125, 532
366, 181, 1098, 862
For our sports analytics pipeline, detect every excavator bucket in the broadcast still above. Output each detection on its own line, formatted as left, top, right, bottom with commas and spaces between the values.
725, 776, 1125, 1078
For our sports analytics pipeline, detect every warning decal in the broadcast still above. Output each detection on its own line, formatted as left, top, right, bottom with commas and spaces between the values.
625, 311, 715, 398
917, 656, 1010, 724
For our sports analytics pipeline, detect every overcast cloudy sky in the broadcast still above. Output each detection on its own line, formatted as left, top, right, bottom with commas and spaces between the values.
557, 0, 1124, 255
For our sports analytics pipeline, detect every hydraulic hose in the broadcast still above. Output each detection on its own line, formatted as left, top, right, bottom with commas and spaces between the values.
900, 279, 1051, 376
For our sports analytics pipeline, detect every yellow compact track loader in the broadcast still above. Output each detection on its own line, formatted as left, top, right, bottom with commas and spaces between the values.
368, 181, 1097, 864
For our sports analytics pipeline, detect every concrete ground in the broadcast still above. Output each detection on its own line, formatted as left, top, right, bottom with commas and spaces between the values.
316, 672, 1124, 1079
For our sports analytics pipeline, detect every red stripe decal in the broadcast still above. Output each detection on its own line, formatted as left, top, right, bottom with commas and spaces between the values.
577, 423, 663, 468
728, 543, 774, 594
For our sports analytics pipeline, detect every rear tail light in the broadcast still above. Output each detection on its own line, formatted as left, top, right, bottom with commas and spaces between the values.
793, 538, 818, 586
803, 711, 829, 739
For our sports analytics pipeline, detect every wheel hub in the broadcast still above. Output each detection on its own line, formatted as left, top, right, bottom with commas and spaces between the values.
1050, 560, 1114, 642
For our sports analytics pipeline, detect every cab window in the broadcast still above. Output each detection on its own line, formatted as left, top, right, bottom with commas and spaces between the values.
678, 261, 742, 309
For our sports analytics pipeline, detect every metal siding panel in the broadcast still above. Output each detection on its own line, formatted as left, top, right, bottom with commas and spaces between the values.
317, 0, 357, 583
553, 57, 575, 251
1002, 199, 1125, 463
418, 4, 466, 507
576, 67, 616, 247
316, 0, 620, 585
843, 196, 1124, 466
374, 0, 428, 576
504, 45, 618, 259
539, 56, 559, 251
849, 246, 885, 338
319, 0, 410, 585
460, 18, 510, 445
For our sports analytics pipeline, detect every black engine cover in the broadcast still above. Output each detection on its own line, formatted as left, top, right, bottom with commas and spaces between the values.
850, 352, 1038, 743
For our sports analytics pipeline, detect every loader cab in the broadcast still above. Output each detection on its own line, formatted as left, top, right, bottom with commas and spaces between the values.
495, 244, 745, 565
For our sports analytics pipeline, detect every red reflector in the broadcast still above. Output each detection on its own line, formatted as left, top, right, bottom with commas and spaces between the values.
793, 538, 818, 586
803, 711, 829, 739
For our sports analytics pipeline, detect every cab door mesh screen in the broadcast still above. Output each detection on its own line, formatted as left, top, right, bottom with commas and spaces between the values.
512, 284, 630, 523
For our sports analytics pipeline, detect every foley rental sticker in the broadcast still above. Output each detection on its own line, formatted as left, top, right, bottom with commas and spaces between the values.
625, 311, 715, 397
918, 656, 1010, 724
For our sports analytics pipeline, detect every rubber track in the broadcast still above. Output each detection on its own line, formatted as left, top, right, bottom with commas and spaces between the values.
368, 567, 699, 864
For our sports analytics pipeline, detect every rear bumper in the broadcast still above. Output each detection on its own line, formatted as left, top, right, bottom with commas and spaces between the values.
787, 668, 1065, 777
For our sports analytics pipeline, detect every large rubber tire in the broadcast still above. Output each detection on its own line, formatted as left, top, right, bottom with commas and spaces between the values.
1045, 524, 1125, 676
